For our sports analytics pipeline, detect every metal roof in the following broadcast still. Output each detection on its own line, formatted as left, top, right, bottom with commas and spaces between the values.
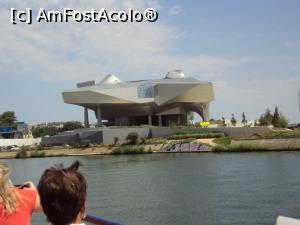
67, 77, 210, 92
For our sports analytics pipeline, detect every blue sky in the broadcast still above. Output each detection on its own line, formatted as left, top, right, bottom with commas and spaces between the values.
0, 0, 300, 124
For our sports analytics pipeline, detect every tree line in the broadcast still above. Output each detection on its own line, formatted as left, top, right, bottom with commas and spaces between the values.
228, 106, 288, 128
31, 121, 83, 137
258, 106, 288, 128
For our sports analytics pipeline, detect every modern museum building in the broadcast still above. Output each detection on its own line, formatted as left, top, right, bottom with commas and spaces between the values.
62, 70, 214, 127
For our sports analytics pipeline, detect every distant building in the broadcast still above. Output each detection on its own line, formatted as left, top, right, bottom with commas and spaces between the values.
0, 126, 15, 139
0, 122, 31, 139
62, 70, 214, 127
33, 122, 65, 129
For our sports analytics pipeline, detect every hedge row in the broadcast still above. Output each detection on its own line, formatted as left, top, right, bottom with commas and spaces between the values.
111, 146, 152, 155
168, 132, 225, 140
254, 131, 300, 139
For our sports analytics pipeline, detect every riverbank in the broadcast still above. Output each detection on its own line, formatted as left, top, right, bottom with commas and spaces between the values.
1, 136, 300, 159
213, 131, 300, 152
0, 146, 112, 159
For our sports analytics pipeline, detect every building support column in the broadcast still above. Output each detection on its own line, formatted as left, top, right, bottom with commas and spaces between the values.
187, 112, 193, 125
196, 103, 209, 122
177, 115, 181, 125
148, 115, 152, 126
84, 107, 89, 128
96, 106, 102, 127
158, 115, 162, 127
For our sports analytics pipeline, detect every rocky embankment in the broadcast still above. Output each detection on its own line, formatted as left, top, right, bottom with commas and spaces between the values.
160, 141, 212, 152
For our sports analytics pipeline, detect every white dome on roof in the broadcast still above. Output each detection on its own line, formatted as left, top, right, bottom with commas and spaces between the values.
165, 70, 186, 79
99, 74, 122, 85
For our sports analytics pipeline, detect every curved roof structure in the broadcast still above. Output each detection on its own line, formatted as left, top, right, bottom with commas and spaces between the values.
165, 70, 186, 79
98, 74, 122, 85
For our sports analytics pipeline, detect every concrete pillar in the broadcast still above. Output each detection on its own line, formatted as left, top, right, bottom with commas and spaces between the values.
84, 107, 89, 128
96, 106, 102, 127
177, 115, 181, 125
196, 103, 209, 121
158, 115, 162, 127
187, 112, 194, 125
148, 115, 152, 126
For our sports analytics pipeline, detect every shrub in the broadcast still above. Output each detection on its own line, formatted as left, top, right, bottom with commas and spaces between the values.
126, 132, 139, 145
80, 139, 91, 148
254, 131, 300, 139
30, 151, 46, 158
113, 137, 119, 145
144, 138, 166, 145
15, 147, 28, 158
111, 146, 148, 155
213, 137, 232, 146
213, 144, 268, 152
140, 137, 146, 144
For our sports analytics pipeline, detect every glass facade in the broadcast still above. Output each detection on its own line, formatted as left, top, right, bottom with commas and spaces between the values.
137, 85, 154, 98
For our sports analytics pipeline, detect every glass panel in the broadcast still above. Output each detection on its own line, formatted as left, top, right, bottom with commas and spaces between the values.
137, 85, 154, 98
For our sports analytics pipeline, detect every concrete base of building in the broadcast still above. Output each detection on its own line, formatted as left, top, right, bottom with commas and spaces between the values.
41, 126, 271, 146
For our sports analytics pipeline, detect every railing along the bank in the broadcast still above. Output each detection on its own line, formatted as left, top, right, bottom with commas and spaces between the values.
83, 214, 123, 225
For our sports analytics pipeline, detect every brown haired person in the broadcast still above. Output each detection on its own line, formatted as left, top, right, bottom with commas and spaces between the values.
38, 160, 87, 225
0, 162, 42, 225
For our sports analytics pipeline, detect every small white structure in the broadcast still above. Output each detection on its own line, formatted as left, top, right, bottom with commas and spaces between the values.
98, 74, 122, 85
222, 119, 255, 127
0, 138, 41, 147
165, 70, 186, 79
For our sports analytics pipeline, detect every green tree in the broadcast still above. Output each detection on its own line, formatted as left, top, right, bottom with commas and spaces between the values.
242, 112, 247, 126
231, 114, 237, 126
278, 113, 288, 128
32, 127, 59, 137
259, 108, 273, 126
61, 121, 83, 131
0, 111, 16, 125
264, 108, 273, 125
272, 106, 280, 127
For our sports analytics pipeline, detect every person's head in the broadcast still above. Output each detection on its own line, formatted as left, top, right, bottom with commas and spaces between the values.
0, 162, 18, 213
38, 160, 87, 225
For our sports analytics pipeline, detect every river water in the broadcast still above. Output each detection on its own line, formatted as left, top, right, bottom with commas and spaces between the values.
3, 152, 300, 225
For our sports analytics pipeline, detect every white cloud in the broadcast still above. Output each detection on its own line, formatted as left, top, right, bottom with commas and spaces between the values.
168, 5, 182, 15
0, 0, 249, 85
